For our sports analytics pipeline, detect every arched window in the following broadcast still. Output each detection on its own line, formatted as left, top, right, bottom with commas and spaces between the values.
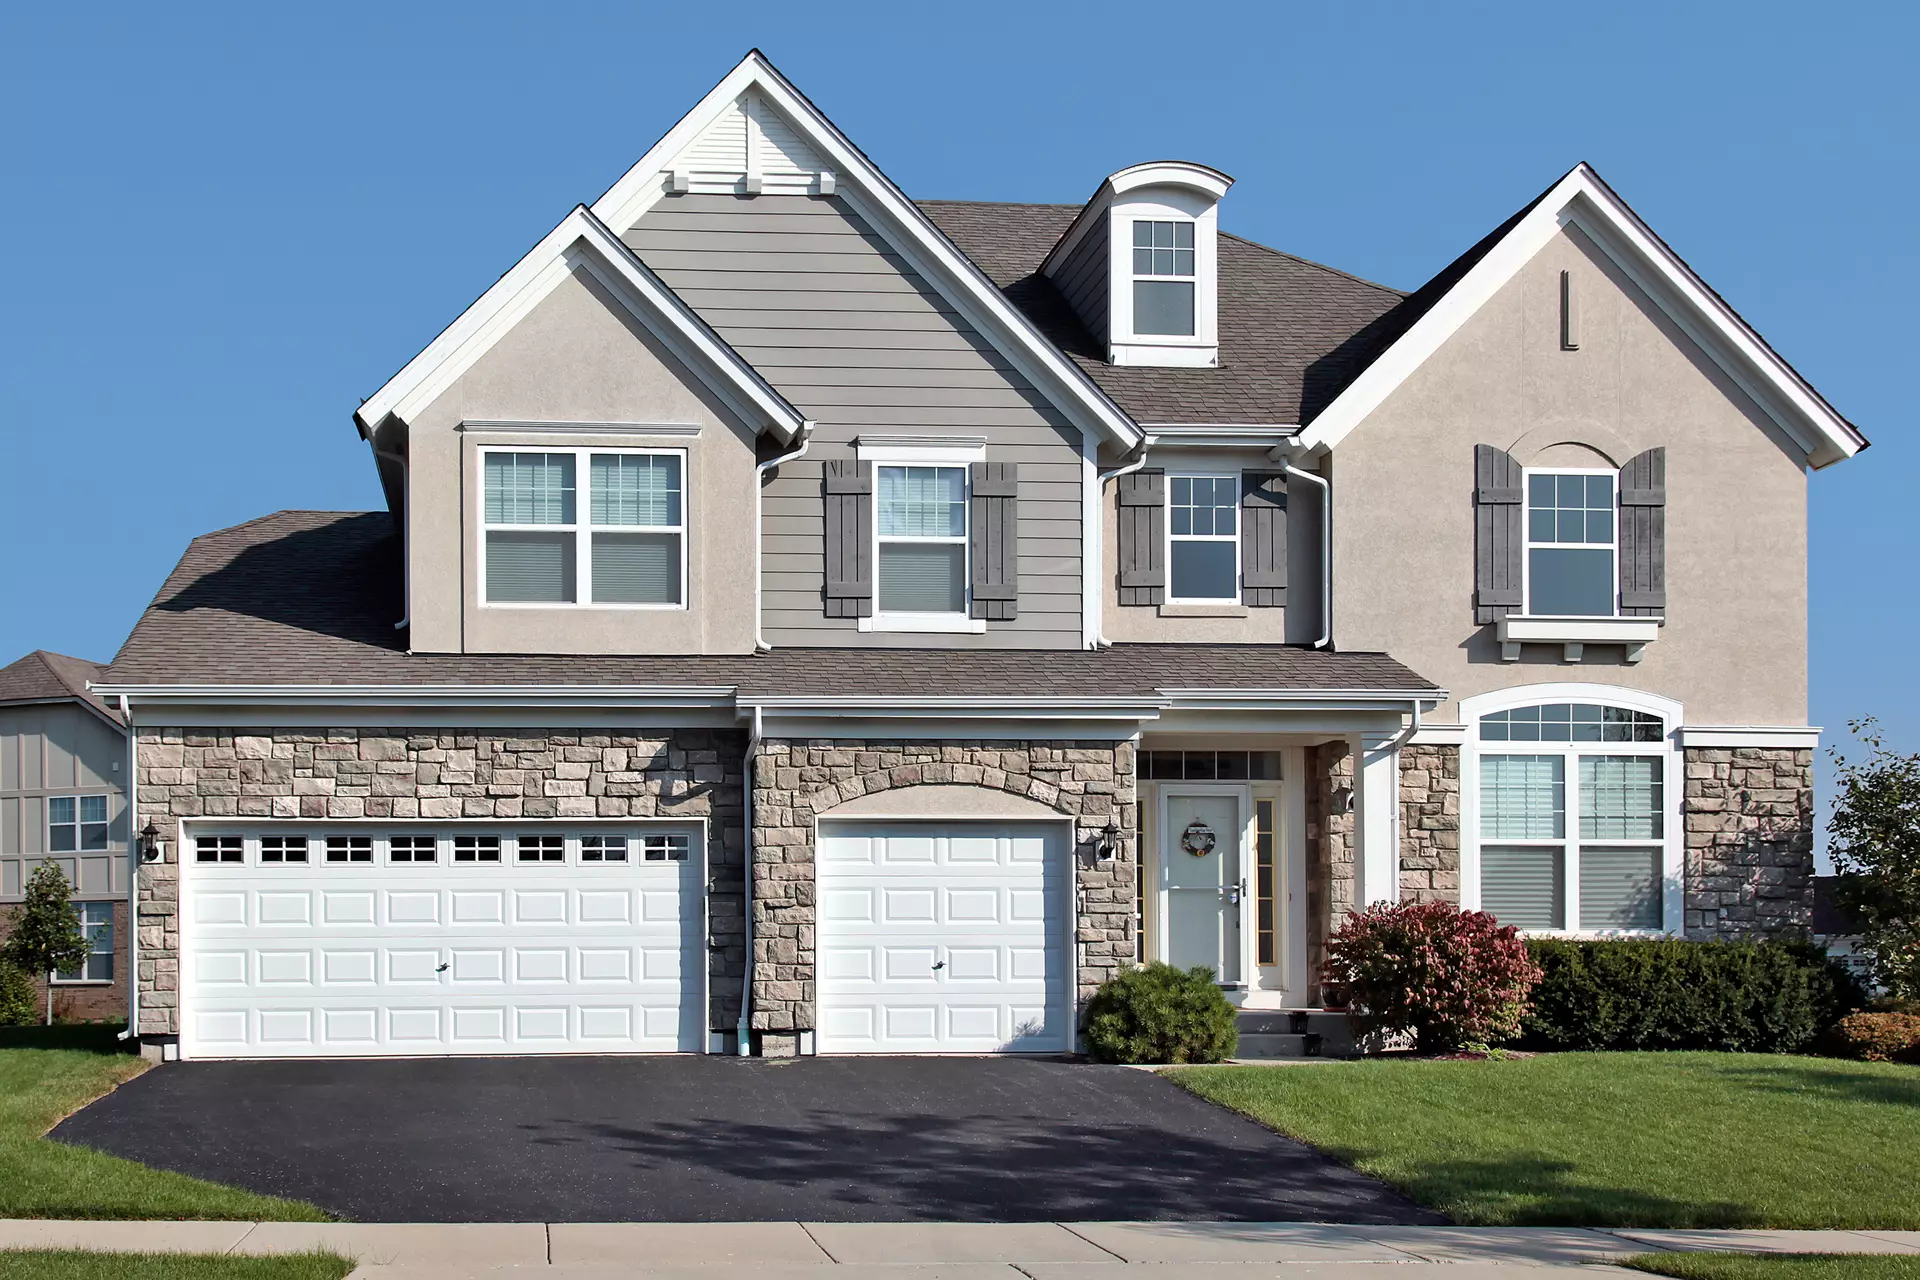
1462, 689, 1681, 935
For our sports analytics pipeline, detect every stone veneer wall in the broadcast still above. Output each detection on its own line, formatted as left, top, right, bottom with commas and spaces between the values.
1302, 740, 1355, 1001
748, 739, 1137, 1051
1683, 746, 1815, 938
132, 727, 746, 1037
1399, 744, 1461, 905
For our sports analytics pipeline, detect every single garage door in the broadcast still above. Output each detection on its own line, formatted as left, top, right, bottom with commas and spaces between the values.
179, 823, 705, 1059
815, 820, 1071, 1054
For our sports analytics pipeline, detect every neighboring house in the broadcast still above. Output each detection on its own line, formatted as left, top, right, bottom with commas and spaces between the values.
0, 651, 130, 1021
1812, 875, 1876, 991
93, 52, 1865, 1062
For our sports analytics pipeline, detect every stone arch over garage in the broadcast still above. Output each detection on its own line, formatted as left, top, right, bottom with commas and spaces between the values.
745, 739, 1139, 1052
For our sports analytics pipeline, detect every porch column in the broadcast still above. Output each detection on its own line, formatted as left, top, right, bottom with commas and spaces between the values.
1351, 731, 1401, 908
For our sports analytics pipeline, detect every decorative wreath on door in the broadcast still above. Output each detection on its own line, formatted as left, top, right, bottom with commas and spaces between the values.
1180, 821, 1218, 858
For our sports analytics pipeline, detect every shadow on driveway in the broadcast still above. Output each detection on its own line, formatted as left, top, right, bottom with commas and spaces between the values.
54, 1055, 1443, 1224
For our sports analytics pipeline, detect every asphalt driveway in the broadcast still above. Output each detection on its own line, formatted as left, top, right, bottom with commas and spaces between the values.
53, 1056, 1442, 1224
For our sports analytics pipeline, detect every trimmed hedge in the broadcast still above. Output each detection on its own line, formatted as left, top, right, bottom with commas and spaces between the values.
1084, 962, 1238, 1064
1520, 938, 1862, 1053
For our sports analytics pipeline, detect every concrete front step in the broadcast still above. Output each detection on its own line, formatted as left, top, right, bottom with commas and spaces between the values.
1234, 1009, 1357, 1058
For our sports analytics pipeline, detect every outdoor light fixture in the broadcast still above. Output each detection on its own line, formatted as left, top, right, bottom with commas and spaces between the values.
1095, 819, 1123, 861
138, 821, 162, 863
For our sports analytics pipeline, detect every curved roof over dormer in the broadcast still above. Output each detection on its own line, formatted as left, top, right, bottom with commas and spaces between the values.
1105, 161, 1234, 201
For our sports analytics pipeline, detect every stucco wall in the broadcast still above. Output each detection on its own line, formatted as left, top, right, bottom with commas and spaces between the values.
404, 266, 761, 655
1330, 224, 1810, 726
131, 727, 746, 1037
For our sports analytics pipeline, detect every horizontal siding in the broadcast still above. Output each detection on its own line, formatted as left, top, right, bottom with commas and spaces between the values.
1052, 217, 1108, 343
629, 194, 1084, 648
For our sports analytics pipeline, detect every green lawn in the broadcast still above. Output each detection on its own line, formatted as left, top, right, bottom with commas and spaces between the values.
1625, 1255, 1920, 1280
1170, 1052, 1920, 1228
0, 1253, 351, 1280
0, 1025, 327, 1220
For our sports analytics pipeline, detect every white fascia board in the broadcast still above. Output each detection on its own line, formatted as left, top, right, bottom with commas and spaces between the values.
737, 695, 1168, 721
589, 52, 1143, 452
1157, 688, 1447, 709
355, 206, 808, 444
1297, 165, 1865, 469
1408, 721, 1468, 746
1678, 725, 1822, 748
94, 684, 736, 710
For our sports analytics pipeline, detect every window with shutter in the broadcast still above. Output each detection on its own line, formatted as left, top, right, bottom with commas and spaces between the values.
1240, 471, 1287, 608
1473, 444, 1524, 623
822, 459, 873, 618
1116, 469, 1166, 606
968, 461, 1018, 621
1617, 448, 1667, 616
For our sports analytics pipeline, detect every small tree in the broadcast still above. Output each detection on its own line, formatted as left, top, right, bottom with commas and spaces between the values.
1326, 900, 1542, 1053
1, 862, 90, 1026
1828, 718, 1920, 998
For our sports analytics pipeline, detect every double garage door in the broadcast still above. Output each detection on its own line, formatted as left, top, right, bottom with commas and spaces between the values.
815, 820, 1072, 1054
179, 823, 705, 1059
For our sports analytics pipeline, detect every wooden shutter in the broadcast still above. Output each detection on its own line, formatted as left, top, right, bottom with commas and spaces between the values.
822, 459, 873, 618
969, 461, 1018, 621
1116, 468, 1165, 606
1474, 444, 1524, 624
1240, 471, 1288, 608
1618, 447, 1666, 615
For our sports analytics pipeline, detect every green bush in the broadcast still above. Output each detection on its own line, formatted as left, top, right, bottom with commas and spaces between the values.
1325, 900, 1542, 1052
0, 960, 36, 1027
1822, 1011, 1920, 1063
1521, 938, 1862, 1053
1084, 962, 1238, 1064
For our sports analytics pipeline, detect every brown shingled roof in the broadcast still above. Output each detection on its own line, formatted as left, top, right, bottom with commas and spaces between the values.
104, 511, 1436, 698
0, 649, 121, 724
918, 200, 1408, 425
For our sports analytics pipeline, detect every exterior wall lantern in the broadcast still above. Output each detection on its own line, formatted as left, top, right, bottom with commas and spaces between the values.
138, 821, 163, 863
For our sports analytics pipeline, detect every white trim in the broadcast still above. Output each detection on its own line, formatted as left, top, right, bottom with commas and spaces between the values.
1459, 682, 1684, 937
588, 53, 1143, 452
1521, 465, 1617, 621
858, 615, 988, 635
457, 420, 703, 438
1081, 429, 1100, 649
356, 205, 808, 444
1497, 615, 1663, 663
854, 440, 987, 466
1141, 425, 1299, 449
863, 456, 980, 631
854, 433, 988, 454
476, 445, 688, 611
1295, 164, 1864, 470
1678, 725, 1821, 748
94, 685, 735, 709
1165, 470, 1242, 605
1408, 721, 1469, 745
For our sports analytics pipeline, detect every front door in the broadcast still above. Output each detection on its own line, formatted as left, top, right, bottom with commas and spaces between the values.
1160, 789, 1244, 985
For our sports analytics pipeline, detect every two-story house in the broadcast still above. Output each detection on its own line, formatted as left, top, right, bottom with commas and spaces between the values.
95, 52, 1864, 1061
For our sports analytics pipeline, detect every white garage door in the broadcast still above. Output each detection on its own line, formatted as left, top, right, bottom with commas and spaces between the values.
815, 820, 1071, 1054
179, 823, 705, 1059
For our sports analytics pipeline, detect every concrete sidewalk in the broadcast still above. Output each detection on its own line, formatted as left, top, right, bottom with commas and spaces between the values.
1, 1220, 1917, 1276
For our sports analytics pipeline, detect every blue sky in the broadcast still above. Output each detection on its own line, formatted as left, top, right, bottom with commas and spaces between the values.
1, 2, 1912, 837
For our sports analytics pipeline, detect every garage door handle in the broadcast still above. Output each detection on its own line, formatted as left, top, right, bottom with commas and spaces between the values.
931, 961, 946, 971
436, 963, 450, 973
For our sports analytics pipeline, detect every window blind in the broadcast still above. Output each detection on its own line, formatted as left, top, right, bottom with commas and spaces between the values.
1480, 755, 1564, 839
485, 532, 574, 603
1482, 846, 1564, 929
592, 532, 680, 604
1580, 846, 1662, 929
592, 454, 680, 526
879, 544, 965, 613
484, 452, 574, 524
1580, 756, 1662, 839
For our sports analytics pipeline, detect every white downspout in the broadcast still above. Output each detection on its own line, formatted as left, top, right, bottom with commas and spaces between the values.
1274, 450, 1331, 649
736, 705, 764, 1055
116, 695, 138, 1042
1093, 437, 1157, 648
754, 425, 814, 652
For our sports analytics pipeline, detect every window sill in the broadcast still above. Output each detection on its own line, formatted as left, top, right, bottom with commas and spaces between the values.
859, 614, 988, 635
50, 979, 115, 987
1497, 614, 1662, 663
1158, 603, 1248, 619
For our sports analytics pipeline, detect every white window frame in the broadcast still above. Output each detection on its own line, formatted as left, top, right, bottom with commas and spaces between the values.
1165, 471, 1242, 605
1521, 466, 1618, 619
857, 440, 987, 635
1128, 217, 1197, 339
47, 794, 112, 854
53, 901, 115, 984
1460, 684, 1684, 936
477, 445, 688, 611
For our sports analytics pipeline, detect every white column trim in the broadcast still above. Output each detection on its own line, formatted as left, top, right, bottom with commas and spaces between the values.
1353, 731, 1401, 908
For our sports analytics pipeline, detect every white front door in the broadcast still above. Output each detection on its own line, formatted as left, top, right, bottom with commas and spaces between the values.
1160, 789, 1245, 985
179, 823, 705, 1059
815, 820, 1071, 1054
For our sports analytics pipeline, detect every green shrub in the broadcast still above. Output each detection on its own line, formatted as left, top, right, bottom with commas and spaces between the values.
1325, 900, 1542, 1052
1084, 962, 1238, 1064
1822, 1010, 1920, 1063
1521, 938, 1862, 1053
0, 960, 35, 1027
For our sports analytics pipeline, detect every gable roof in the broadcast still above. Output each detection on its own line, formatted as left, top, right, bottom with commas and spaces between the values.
1293, 163, 1867, 468
355, 205, 809, 443
101, 510, 1436, 699
587, 51, 1144, 451
0, 650, 122, 727
922, 200, 1407, 425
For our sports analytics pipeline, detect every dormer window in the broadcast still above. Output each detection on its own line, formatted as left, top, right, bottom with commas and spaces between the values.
1132, 220, 1196, 337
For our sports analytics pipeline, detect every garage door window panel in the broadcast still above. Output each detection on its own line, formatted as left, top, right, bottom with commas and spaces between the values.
196, 836, 243, 864
389, 836, 437, 864
517, 835, 565, 864
453, 835, 502, 864
581, 835, 628, 862
325, 836, 372, 864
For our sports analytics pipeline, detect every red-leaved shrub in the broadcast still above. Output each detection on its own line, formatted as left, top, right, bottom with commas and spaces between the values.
1822, 1011, 1920, 1063
1325, 900, 1542, 1053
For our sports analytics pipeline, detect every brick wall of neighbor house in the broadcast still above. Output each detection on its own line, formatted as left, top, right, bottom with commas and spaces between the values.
131, 727, 746, 1037
748, 739, 1137, 1054
1303, 740, 1356, 1001
0, 901, 128, 1022
1683, 746, 1815, 939
1399, 745, 1461, 906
